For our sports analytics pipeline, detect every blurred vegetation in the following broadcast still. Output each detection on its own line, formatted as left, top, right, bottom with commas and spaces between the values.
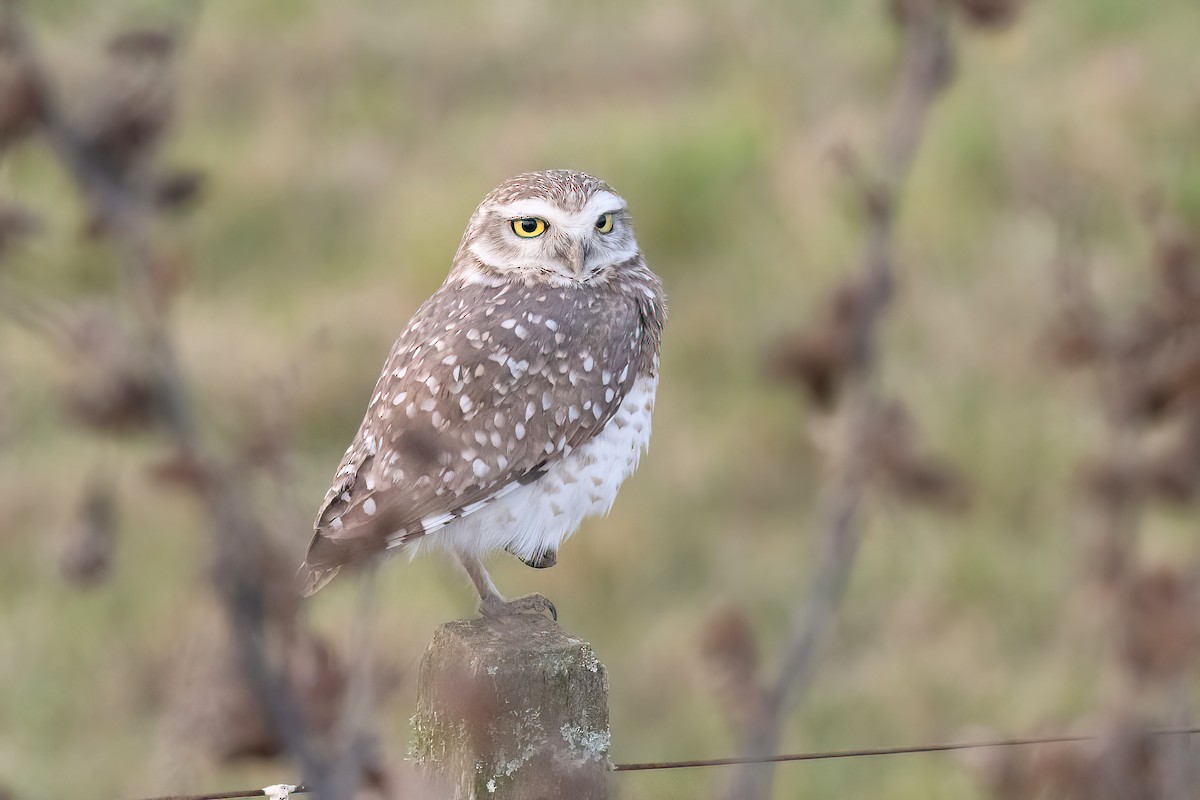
2, 1, 1200, 798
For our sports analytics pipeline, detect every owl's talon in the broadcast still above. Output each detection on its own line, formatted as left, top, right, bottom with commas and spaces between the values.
510, 548, 557, 569
480, 593, 557, 622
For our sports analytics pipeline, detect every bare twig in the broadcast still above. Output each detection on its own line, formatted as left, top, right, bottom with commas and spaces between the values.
724, 5, 954, 799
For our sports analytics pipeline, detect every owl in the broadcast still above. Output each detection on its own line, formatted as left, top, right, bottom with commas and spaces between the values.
298, 170, 666, 619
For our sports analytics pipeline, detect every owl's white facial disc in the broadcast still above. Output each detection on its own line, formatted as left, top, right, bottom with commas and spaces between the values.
464, 190, 642, 286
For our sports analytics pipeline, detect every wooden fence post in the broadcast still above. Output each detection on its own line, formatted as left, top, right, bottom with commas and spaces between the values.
411, 613, 611, 799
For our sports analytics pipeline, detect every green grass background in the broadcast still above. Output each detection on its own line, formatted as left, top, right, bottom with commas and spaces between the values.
2, 1, 1200, 798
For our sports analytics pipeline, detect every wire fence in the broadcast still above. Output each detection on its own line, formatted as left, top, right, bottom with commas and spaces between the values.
132, 725, 1200, 800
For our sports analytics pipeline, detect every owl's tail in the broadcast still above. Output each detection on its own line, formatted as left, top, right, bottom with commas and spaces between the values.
295, 561, 341, 598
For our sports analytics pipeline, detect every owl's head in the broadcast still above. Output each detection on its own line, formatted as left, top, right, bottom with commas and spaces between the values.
451, 170, 642, 286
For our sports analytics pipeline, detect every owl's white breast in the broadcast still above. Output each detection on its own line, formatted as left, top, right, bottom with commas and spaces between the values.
420, 372, 658, 561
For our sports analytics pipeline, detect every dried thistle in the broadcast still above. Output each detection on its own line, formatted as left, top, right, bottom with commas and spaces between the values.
952, 0, 1022, 30
1134, 342, 1200, 424
1043, 295, 1108, 369
966, 735, 1093, 800
145, 447, 215, 491
1148, 215, 1200, 310
1097, 218, 1200, 425
0, 23, 41, 149
867, 398, 972, 512
77, 27, 177, 179
1045, 315, 1107, 368
700, 606, 770, 741
766, 276, 873, 409
167, 615, 356, 765
1111, 294, 1200, 425
1116, 567, 1200, 684
58, 473, 118, 587
152, 168, 205, 213
1141, 414, 1200, 503
221, 631, 350, 761
968, 718, 1177, 800
62, 352, 159, 432
1077, 454, 1143, 511
1091, 721, 1167, 800
106, 28, 177, 60
887, 0, 939, 27
60, 308, 160, 433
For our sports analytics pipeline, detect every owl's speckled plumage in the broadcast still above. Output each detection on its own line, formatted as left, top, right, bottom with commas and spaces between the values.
299, 170, 666, 606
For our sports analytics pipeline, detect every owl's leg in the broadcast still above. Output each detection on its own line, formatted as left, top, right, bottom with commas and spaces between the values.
456, 551, 557, 621
458, 550, 502, 605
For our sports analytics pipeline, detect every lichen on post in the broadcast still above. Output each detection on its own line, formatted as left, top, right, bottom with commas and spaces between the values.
411, 613, 611, 799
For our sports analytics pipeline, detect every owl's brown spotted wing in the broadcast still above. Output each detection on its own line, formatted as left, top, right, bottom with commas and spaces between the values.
303, 277, 658, 571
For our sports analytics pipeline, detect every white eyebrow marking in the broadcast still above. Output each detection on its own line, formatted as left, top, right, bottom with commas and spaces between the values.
491, 199, 569, 224
583, 191, 626, 216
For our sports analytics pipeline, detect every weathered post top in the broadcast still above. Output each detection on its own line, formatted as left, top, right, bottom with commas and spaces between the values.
411, 613, 611, 799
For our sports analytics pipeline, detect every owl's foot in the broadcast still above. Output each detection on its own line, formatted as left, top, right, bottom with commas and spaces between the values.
458, 551, 557, 621
509, 547, 557, 569
480, 593, 557, 622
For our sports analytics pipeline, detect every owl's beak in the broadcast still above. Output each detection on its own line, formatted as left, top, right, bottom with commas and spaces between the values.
564, 240, 588, 277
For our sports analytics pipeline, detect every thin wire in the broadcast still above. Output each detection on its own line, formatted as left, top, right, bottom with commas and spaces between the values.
613, 726, 1200, 772
136, 787, 309, 800
129, 726, 1200, 798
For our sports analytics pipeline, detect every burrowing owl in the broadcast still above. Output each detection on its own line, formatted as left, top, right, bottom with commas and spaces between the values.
298, 170, 666, 618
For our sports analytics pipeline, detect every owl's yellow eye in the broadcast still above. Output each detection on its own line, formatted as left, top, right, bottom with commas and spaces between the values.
595, 212, 614, 234
511, 218, 547, 238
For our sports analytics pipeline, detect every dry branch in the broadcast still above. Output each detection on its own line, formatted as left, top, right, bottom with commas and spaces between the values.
723, 4, 955, 798
0, 5, 346, 794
